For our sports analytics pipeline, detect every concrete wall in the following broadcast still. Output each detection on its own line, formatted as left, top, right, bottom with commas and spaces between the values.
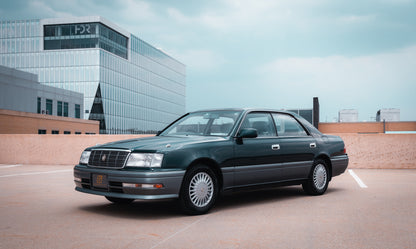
319, 121, 416, 133
0, 133, 415, 169
0, 134, 152, 165
335, 133, 416, 169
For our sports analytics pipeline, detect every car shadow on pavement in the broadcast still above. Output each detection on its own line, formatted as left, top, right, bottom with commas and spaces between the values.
214, 186, 345, 212
78, 186, 345, 218
214, 186, 304, 211
78, 199, 183, 220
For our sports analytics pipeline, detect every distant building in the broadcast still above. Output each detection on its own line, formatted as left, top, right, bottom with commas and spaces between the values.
0, 16, 186, 134
338, 109, 358, 122
287, 97, 320, 129
0, 65, 98, 134
376, 109, 400, 122
0, 65, 83, 118
287, 109, 313, 124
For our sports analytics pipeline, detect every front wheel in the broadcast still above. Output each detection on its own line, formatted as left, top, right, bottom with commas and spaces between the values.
179, 165, 219, 215
302, 159, 329, 195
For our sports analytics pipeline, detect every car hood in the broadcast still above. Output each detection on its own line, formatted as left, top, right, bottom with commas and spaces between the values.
87, 135, 228, 152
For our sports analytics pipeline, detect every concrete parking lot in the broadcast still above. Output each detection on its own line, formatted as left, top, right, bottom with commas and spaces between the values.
0, 164, 415, 249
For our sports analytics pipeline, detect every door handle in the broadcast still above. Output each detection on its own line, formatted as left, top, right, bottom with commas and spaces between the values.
271, 144, 280, 150
310, 143, 316, 148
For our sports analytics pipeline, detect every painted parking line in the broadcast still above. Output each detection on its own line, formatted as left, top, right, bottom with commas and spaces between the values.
348, 169, 368, 188
0, 164, 22, 168
0, 169, 72, 178
150, 215, 208, 249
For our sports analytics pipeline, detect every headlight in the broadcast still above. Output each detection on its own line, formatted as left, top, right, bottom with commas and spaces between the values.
126, 153, 164, 167
79, 151, 91, 165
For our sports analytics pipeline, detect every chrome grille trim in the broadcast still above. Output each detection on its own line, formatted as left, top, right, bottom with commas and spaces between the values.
88, 149, 131, 169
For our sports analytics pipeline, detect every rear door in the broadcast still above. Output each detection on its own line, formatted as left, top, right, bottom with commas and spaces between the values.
271, 113, 317, 180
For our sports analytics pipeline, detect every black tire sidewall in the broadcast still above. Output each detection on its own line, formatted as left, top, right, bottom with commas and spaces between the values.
303, 159, 329, 195
179, 165, 218, 215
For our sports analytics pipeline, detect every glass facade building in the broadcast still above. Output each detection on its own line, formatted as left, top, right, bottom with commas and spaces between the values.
0, 16, 186, 134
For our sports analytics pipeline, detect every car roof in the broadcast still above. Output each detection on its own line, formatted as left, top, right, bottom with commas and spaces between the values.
189, 108, 296, 115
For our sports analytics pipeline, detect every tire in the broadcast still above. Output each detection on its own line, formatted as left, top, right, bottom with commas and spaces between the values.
105, 196, 135, 204
302, 159, 329, 195
179, 165, 219, 215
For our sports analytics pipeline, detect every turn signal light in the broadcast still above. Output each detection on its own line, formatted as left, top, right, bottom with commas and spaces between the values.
154, 184, 164, 189
343, 148, 347, 154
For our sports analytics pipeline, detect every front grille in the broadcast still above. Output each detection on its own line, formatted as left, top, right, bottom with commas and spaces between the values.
88, 150, 130, 169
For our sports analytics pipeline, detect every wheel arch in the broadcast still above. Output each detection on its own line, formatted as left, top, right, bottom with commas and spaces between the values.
186, 158, 224, 191
314, 154, 333, 181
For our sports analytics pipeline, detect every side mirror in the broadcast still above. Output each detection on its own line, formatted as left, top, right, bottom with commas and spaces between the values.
237, 128, 258, 139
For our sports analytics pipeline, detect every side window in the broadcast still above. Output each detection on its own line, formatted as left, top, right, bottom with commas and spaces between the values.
273, 113, 308, 137
240, 112, 276, 137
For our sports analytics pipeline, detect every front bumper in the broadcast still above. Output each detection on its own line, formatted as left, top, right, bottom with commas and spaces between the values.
330, 154, 349, 177
74, 165, 186, 200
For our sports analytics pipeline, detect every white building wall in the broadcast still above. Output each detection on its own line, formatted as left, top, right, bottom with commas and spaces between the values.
376, 109, 400, 122
339, 109, 358, 122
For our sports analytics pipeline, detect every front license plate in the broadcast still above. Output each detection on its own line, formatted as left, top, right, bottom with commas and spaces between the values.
92, 174, 108, 189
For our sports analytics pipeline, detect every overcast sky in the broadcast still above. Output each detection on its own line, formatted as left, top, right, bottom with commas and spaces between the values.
1, 0, 415, 121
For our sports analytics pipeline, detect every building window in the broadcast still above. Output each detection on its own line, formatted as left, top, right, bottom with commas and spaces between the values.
37, 97, 41, 114
64, 131, 71, 134
57, 101, 63, 116
38, 129, 46, 134
52, 130, 59, 134
64, 102, 68, 117
75, 104, 81, 118
46, 99, 53, 115
75, 131, 81, 135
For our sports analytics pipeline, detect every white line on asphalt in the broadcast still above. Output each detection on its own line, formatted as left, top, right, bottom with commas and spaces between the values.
348, 169, 368, 188
0, 164, 22, 168
149, 216, 208, 249
0, 169, 72, 178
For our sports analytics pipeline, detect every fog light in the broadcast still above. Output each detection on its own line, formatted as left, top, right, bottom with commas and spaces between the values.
141, 184, 154, 189
123, 183, 139, 188
122, 183, 164, 189
74, 176, 82, 182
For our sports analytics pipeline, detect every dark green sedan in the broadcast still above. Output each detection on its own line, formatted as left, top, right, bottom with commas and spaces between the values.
74, 109, 348, 215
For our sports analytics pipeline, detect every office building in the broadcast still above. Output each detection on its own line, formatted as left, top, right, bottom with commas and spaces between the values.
0, 65, 83, 118
0, 16, 186, 134
287, 109, 313, 124
0, 65, 98, 134
286, 97, 320, 128
0, 66, 99, 134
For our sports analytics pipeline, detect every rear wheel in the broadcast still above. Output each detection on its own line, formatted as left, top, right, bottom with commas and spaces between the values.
179, 165, 218, 215
105, 196, 134, 204
302, 159, 329, 195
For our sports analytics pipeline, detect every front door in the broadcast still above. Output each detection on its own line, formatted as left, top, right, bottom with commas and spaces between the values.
233, 112, 282, 187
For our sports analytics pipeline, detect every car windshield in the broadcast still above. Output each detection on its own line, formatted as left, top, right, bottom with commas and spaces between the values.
160, 110, 243, 137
